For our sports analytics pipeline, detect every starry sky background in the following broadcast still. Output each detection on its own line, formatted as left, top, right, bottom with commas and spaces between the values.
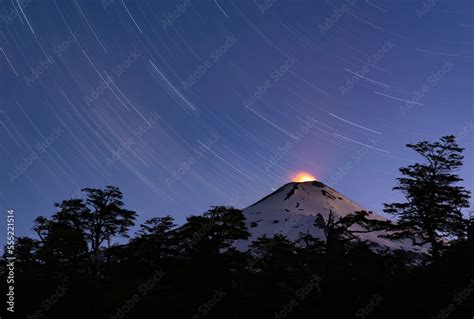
0, 0, 473, 239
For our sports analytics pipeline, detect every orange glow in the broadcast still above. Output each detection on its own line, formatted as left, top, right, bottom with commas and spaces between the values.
292, 172, 317, 182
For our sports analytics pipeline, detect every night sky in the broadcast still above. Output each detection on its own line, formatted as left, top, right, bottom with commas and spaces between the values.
1, 0, 473, 238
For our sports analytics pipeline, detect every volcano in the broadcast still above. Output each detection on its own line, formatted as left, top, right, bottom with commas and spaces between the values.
240, 181, 422, 252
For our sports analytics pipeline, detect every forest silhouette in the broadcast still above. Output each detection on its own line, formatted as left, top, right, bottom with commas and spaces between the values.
2, 135, 473, 318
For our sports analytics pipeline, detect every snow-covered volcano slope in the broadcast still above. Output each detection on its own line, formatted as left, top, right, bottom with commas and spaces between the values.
241, 181, 422, 252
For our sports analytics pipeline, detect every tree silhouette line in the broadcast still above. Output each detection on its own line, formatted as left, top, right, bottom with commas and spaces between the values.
1, 135, 473, 318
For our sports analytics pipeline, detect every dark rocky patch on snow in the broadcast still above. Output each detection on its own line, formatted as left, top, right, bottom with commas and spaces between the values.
284, 184, 299, 200
321, 189, 336, 200
311, 181, 325, 188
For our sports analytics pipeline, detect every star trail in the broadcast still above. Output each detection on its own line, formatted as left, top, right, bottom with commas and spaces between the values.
0, 0, 472, 238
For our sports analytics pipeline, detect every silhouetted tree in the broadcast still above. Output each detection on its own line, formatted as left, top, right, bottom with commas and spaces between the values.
11, 237, 40, 272
80, 186, 137, 255
160, 207, 251, 317
315, 210, 386, 256
250, 234, 298, 272
383, 135, 471, 261
3, 139, 473, 319
130, 215, 176, 267
178, 206, 250, 256
35, 186, 137, 277
465, 211, 474, 243
248, 235, 309, 315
